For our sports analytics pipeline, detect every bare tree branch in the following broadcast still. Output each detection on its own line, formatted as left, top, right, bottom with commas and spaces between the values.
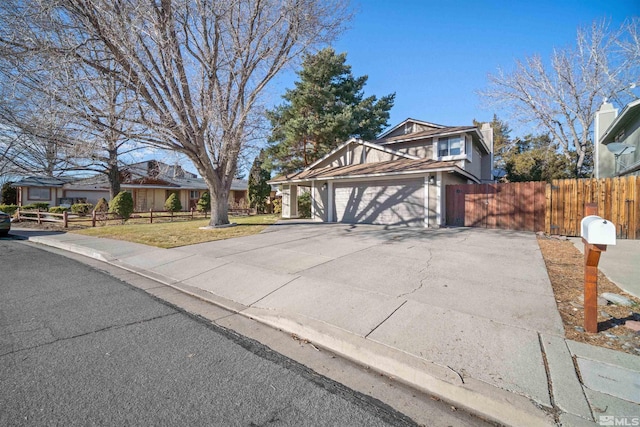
480, 18, 639, 177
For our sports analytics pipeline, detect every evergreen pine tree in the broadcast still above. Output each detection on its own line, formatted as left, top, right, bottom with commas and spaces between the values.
266, 48, 395, 174
164, 193, 182, 213
248, 150, 272, 213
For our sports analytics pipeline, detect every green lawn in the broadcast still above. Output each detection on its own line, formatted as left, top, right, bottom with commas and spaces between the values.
72, 214, 279, 248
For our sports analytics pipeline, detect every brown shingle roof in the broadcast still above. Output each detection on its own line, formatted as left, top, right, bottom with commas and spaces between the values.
270, 158, 461, 183
374, 126, 477, 144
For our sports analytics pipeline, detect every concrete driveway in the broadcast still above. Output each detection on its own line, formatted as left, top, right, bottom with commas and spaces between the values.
174, 221, 562, 332
138, 221, 562, 408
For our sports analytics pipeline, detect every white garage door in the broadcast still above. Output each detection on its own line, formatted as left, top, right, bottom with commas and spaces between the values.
334, 179, 424, 226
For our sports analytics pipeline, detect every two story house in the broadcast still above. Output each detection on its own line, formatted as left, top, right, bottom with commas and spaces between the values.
270, 118, 494, 227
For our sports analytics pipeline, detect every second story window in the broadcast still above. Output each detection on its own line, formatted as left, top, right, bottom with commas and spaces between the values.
438, 136, 463, 157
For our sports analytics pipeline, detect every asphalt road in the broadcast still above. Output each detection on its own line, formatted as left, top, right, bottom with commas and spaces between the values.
0, 239, 416, 426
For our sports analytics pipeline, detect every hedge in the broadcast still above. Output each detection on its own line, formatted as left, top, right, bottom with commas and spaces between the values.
0, 204, 18, 215
49, 206, 69, 214
71, 203, 94, 215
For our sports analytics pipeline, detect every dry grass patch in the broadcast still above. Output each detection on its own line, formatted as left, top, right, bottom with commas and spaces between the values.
71, 214, 279, 248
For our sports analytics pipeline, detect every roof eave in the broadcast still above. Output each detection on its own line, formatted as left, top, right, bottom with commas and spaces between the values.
271, 165, 479, 185
600, 99, 640, 145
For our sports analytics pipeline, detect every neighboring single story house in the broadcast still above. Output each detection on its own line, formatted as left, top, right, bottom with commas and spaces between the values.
13, 160, 248, 211
594, 100, 640, 178
269, 118, 494, 227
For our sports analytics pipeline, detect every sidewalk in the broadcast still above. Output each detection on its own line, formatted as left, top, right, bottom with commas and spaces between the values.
12, 224, 640, 427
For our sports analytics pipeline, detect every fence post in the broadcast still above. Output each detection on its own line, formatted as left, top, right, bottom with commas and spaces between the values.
190, 207, 194, 220
92, 210, 96, 227
63, 211, 68, 228
37, 209, 42, 225
150, 209, 153, 224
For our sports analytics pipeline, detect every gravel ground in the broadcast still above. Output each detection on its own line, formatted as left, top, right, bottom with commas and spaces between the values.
537, 236, 640, 355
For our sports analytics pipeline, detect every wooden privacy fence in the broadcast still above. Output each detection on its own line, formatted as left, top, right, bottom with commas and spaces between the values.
547, 177, 640, 239
445, 176, 640, 239
446, 182, 546, 232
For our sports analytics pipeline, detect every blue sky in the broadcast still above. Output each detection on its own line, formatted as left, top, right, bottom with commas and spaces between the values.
272, 0, 638, 136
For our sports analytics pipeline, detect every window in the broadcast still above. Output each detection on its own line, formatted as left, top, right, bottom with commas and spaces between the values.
28, 187, 51, 200
189, 190, 200, 199
438, 136, 464, 157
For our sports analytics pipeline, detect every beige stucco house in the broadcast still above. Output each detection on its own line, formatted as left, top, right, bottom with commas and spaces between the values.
270, 118, 494, 227
13, 160, 248, 211
595, 100, 640, 178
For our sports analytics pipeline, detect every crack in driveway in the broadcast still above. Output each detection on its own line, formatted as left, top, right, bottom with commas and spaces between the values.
397, 248, 433, 298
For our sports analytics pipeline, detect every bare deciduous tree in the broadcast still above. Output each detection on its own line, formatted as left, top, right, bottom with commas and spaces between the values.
0, 1, 145, 198
56, 0, 350, 226
480, 18, 639, 177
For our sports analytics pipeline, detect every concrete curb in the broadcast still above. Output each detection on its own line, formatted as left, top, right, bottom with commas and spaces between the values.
26, 237, 556, 427
238, 308, 555, 427
28, 235, 114, 263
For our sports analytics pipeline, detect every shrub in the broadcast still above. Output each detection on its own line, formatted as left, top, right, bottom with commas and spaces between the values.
164, 193, 182, 213
0, 204, 18, 215
71, 203, 94, 216
196, 192, 211, 213
298, 192, 311, 218
49, 206, 69, 214
109, 191, 134, 223
94, 198, 109, 212
1, 182, 16, 205
23, 202, 49, 211
273, 198, 282, 215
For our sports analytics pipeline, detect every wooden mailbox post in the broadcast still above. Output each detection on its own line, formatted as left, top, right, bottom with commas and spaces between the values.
580, 204, 616, 333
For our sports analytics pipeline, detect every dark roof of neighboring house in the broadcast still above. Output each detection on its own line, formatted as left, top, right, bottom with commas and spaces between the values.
375, 126, 477, 144
11, 176, 71, 187
126, 160, 199, 180
12, 160, 248, 192
67, 173, 248, 191
270, 158, 466, 183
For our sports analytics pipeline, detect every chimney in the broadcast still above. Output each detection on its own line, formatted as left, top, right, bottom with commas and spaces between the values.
480, 123, 494, 180
147, 160, 159, 178
594, 102, 618, 178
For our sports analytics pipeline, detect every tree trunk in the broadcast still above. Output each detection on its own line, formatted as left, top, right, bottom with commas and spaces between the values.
202, 172, 231, 227
210, 190, 230, 226
107, 146, 120, 199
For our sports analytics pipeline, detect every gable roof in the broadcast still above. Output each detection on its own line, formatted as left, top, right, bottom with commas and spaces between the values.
305, 138, 419, 170
12, 176, 70, 188
377, 118, 446, 139
269, 157, 479, 184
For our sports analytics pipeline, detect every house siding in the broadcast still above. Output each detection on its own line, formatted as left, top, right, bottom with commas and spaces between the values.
465, 139, 483, 180
20, 187, 62, 207
617, 117, 640, 175
312, 180, 329, 221
387, 140, 433, 159
64, 190, 109, 205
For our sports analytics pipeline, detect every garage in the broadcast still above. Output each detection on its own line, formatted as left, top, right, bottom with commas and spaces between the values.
333, 178, 424, 226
